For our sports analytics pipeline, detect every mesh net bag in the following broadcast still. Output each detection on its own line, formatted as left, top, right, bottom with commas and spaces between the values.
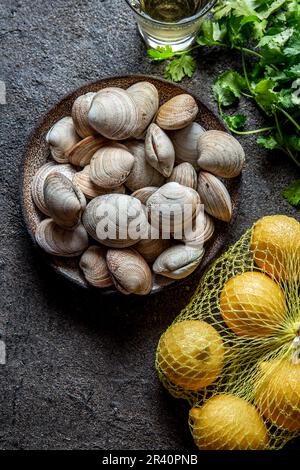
156, 215, 300, 450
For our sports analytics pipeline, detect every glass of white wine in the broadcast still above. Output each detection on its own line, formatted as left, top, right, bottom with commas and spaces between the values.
125, 0, 217, 52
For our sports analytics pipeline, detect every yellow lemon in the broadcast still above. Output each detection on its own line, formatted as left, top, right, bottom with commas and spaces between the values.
157, 320, 224, 391
251, 215, 300, 280
220, 271, 286, 337
255, 359, 300, 431
189, 394, 269, 450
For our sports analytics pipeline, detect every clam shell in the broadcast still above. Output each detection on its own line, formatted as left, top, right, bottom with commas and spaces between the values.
82, 194, 148, 248
167, 162, 197, 190
156, 94, 198, 131
127, 82, 159, 138
169, 122, 205, 168
153, 244, 205, 279
197, 171, 232, 222
68, 135, 109, 167
145, 124, 175, 177
90, 144, 134, 189
182, 211, 215, 247
131, 186, 159, 206
35, 219, 88, 257
71, 92, 97, 138
147, 182, 200, 237
125, 140, 164, 191
135, 224, 172, 263
44, 173, 86, 230
88, 87, 139, 140
31, 162, 76, 216
46, 116, 80, 163
80, 246, 113, 288
197, 130, 245, 178
73, 165, 126, 200
106, 248, 152, 295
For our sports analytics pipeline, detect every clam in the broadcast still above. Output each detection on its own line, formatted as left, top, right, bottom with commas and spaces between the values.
197, 171, 232, 222
135, 225, 172, 263
169, 122, 205, 168
197, 130, 245, 178
106, 248, 152, 295
35, 219, 88, 257
31, 162, 76, 216
147, 182, 200, 237
131, 186, 159, 206
156, 94, 198, 131
79, 246, 113, 288
82, 194, 148, 248
68, 135, 109, 167
127, 82, 159, 138
88, 87, 139, 140
46, 116, 80, 163
167, 162, 197, 190
145, 124, 175, 177
125, 140, 164, 192
90, 144, 134, 189
71, 92, 97, 138
153, 244, 205, 279
182, 211, 215, 247
73, 165, 126, 199
43, 173, 86, 229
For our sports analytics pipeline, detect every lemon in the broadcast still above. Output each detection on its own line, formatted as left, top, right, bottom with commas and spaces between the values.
251, 215, 300, 280
157, 320, 224, 391
255, 359, 300, 431
189, 394, 269, 450
220, 271, 286, 337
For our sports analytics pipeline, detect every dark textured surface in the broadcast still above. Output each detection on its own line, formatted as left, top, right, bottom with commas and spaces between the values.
0, 0, 299, 451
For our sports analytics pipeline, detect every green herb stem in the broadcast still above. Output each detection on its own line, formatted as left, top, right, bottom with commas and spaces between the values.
229, 127, 276, 135
276, 107, 300, 133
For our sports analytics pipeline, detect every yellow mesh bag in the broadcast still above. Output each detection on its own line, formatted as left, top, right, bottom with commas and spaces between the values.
156, 215, 300, 450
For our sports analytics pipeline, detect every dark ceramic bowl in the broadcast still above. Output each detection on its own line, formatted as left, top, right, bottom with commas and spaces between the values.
21, 75, 241, 294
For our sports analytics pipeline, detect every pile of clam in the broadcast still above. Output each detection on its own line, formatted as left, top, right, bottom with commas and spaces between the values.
31, 81, 245, 295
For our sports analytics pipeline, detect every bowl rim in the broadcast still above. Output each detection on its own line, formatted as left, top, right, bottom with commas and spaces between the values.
20, 73, 241, 295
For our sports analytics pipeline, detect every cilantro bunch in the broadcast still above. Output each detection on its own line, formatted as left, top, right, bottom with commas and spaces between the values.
147, 0, 300, 206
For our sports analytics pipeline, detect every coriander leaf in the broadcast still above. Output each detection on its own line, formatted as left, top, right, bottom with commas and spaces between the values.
258, 28, 294, 48
283, 180, 300, 206
213, 71, 246, 106
223, 113, 247, 130
164, 54, 196, 82
257, 135, 281, 149
284, 134, 300, 151
147, 45, 175, 61
197, 20, 227, 46
253, 79, 278, 113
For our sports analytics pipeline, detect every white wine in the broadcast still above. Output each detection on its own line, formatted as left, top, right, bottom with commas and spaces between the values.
140, 0, 206, 22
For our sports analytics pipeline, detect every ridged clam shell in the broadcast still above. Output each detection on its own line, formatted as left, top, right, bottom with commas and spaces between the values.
73, 165, 126, 200
82, 194, 148, 248
197, 171, 232, 222
46, 116, 80, 163
153, 244, 205, 279
71, 92, 97, 138
197, 130, 245, 178
135, 224, 172, 263
35, 219, 88, 257
127, 82, 159, 138
79, 246, 113, 288
131, 186, 159, 206
182, 211, 215, 247
31, 162, 76, 216
44, 173, 86, 229
88, 87, 139, 140
145, 124, 175, 177
125, 140, 164, 191
167, 162, 197, 190
169, 122, 205, 168
147, 182, 200, 236
156, 94, 199, 131
90, 144, 134, 189
68, 135, 109, 167
106, 248, 152, 295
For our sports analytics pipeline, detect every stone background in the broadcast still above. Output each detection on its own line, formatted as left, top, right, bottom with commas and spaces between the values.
0, 0, 299, 450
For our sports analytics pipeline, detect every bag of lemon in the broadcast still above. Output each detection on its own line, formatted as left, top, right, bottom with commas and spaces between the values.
156, 215, 300, 450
